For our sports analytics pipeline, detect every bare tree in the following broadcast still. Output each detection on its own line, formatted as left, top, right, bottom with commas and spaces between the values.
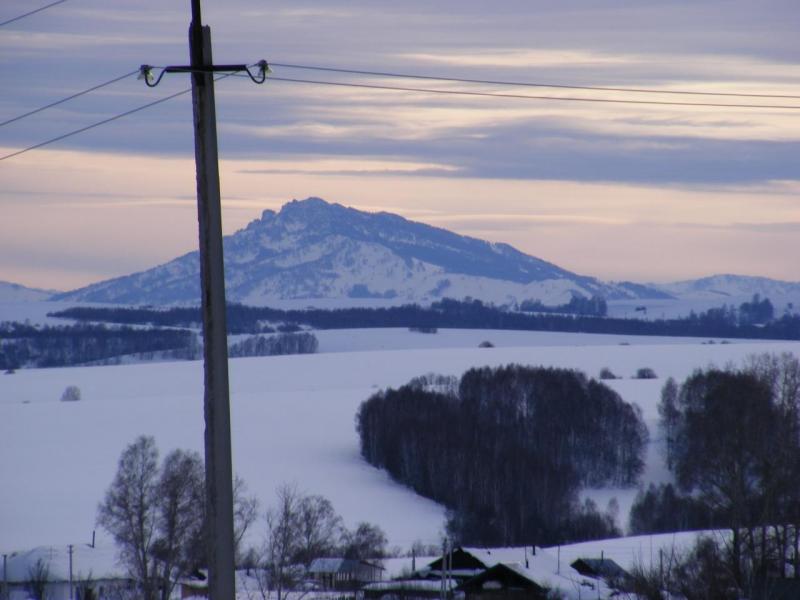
26, 558, 50, 600
97, 435, 160, 600
342, 522, 388, 560
99, 437, 258, 600
153, 449, 205, 600
294, 494, 343, 565
234, 475, 259, 564
264, 484, 302, 600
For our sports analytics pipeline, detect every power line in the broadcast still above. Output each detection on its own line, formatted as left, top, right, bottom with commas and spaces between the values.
0, 0, 68, 27
0, 70, 139, 128
0, 77, 231, 162
258, 75, 800, 111
3, 66, 797, 163
270, 61, 800, 101
0, 87, 189, 161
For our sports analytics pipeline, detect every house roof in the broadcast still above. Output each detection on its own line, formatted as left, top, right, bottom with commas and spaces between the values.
424, 547, 617, 599
570, 558, 628, 579
460, 546, 537, 569
308, 558, 384, 574
457, 563, 546, 593
0, 544, 126, 583
425, 546, 539, 575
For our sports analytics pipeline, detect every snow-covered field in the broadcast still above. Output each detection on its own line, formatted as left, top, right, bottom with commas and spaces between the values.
1, 323, 798, 556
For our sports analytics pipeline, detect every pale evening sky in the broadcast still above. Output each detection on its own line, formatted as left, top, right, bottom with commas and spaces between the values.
1, 0, 799, 291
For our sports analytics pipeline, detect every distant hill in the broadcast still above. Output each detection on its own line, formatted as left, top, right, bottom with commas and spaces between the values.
54, 197, 666, 306
656, 274, 800, 302
46, 199, 799, 311
0, 280, 55, 303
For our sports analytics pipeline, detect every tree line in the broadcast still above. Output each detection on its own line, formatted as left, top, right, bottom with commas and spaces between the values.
519, 294, 608, 317
228, 332, 318, 358
0, 321, 319, 369
629, 353, 800, 592
356, 365, 648, 546
51, 296, 800, 340
0, 322, 198, 369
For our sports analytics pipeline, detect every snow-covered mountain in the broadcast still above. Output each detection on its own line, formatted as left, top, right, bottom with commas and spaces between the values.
656, 274, 800, 302
0, 280, 55, 303
54, 197, 666, 306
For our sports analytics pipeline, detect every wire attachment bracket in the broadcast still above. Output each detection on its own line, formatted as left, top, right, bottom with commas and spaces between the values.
138, 60, 270, 87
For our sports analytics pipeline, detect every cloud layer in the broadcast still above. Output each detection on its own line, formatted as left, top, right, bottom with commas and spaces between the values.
2, 0, 799, 288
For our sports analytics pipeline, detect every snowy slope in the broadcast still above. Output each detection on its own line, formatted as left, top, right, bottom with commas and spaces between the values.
543, 530, 715, 574
1, 330, 798, 554
607, 274, 800, 320
54, 198, 662, 306
0, 281, 54, 303
657, 274, 800, 301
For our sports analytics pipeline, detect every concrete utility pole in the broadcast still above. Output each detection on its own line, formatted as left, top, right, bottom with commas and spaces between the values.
68, 544, 74, 600
189, 1, 236, 599
138, 5, 266, 599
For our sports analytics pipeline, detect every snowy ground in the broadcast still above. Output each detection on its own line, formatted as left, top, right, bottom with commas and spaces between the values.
1, 323, 798, 556
314, 328, 746, 353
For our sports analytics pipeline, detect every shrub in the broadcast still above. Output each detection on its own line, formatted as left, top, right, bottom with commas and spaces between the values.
599, 367, 617, 380
60, 385, 81, 402
634, 367, 657, 379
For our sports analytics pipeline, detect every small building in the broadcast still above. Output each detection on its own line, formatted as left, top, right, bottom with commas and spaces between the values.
570, 558, 628, 585
457, 563, 549, 600
425, 547, 539, 582
0, 544, 133, 600
423, 547, 615, 599
308, 558, 384, 590
363, 578, 457, 600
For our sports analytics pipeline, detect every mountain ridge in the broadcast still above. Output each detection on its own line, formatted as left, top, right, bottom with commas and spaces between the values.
46, 198, 797, 308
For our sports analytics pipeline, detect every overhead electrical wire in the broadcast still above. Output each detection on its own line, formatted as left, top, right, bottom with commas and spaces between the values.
3, 62, 799, 163
0, 0, 68, 27
0, 70, 140, 128
0, 74, 231, 162
0, 87, 191, 162
256, 74, 800, 111
270, 61, 800, 101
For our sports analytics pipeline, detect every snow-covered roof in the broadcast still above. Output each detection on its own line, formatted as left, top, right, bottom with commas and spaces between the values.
380, 556, 438, 580
308, 558, 383, 574
500, 561, 613, 600
571, 557, 628, 578
459, 546, 539, 569
0, 544, 126, 583
423, 545, 622, 599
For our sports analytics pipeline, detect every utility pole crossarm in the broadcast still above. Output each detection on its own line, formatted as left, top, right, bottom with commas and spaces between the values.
138, 61, 269, 87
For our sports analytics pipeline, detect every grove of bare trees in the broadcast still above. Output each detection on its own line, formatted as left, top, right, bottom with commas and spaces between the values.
97, 436, 258, 600
357, 365, 648, 546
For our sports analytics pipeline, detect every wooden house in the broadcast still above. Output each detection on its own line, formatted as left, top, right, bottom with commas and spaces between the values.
457, 563, 550, 600
308, 558, 384, 590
